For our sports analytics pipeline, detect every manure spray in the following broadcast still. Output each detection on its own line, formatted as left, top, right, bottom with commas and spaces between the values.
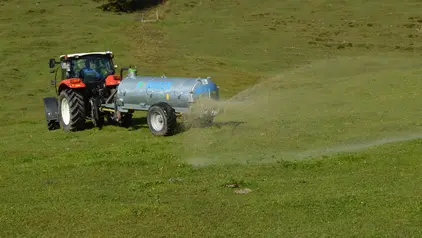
180, 57, 422, 166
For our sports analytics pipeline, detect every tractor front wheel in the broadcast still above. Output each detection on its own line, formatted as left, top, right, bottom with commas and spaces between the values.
58, 89, 86, 131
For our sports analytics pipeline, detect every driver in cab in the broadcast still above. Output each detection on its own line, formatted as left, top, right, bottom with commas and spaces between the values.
79, 60, 101, 79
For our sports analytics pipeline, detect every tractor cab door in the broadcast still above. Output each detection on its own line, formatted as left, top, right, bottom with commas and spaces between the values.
60, 61, 71, 80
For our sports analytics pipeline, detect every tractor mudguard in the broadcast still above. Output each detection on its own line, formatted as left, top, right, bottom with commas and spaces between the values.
58, 78, 86, 89
105, 75, 121, 86
43, 97, 59, 121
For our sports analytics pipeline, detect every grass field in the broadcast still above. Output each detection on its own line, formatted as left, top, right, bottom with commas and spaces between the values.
1, 0, 422, 236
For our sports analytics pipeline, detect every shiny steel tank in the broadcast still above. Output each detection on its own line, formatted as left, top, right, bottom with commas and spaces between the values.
115, 74, 219, 113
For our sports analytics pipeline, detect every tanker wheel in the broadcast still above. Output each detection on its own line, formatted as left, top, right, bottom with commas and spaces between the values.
147, 102, 177, 136
58, 89, 86, 131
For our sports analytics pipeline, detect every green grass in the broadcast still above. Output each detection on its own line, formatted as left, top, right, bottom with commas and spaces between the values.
1, 0, 422, 236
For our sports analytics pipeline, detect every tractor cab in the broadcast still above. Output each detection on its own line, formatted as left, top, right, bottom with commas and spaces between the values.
53, 51, 116, 84
48, 51, 121, 96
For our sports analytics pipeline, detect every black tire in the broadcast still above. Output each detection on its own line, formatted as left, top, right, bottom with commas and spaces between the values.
47, 120, 60, 130
119, 113, 132, 128
105, 112, 116, 125
147, 102, 177, 136
98, 115, 105, 128
58, 89, 86, 131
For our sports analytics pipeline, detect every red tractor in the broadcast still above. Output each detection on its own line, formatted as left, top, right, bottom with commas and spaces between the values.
43, 51, 133, 131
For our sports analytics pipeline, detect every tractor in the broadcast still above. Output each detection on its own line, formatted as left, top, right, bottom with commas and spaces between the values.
43, 51, 132, 131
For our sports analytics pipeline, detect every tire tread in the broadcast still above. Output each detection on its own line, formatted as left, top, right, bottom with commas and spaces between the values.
59, 89, 86, 131
147, 102, 177, 136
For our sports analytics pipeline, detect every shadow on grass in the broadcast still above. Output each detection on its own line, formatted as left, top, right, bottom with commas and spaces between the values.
212, 121, 246, 128
81, 117, 147, 131
211, 121, 246, 135
82, 117, 246, 135
130, 117, 149, 130
98, 0, 167, 13
177, 120, 247, 135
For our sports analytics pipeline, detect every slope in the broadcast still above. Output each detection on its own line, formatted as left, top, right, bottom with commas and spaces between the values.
0, 0, 421, 236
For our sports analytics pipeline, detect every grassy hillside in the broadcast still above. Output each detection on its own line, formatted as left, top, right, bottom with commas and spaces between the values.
1, 0, 422, 236
135, 0, 422, 97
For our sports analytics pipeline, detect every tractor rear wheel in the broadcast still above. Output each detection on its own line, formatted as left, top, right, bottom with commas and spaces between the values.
58, 89, 86, 131
147, 102, 177, 136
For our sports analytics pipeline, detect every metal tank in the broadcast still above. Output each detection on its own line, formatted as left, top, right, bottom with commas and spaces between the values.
114, 70, 220, 114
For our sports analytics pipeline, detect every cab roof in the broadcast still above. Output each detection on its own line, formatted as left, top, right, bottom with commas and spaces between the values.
59, 51, 113, 60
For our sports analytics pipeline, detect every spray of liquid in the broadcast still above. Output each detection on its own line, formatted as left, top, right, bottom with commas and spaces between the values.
179, 56, 422, 166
